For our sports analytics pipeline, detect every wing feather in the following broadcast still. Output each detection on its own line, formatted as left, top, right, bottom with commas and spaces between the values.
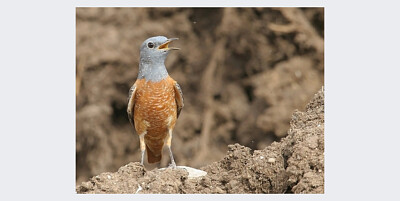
173, 82, 184, 118
127, 83, 137, 127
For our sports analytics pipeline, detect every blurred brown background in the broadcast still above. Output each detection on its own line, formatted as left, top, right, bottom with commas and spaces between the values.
76, 7, 324, 184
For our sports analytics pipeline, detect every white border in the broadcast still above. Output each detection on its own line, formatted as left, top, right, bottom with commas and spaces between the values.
2, 0, 400, 201
75, 0, 325, 7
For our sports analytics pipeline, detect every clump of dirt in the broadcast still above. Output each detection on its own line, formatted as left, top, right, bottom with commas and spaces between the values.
76, 88, 324, 194
76, 7, 324, 184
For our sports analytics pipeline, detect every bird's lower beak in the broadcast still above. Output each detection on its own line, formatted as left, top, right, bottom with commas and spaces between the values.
158, 38, 180, 50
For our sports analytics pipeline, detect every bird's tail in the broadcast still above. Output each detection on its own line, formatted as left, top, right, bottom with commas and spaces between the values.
146, 144, 162, 163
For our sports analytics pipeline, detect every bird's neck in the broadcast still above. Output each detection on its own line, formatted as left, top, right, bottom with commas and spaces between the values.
138, 60, 169, 82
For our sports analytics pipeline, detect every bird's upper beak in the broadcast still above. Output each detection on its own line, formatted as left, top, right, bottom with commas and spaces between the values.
158, 38, 180, 51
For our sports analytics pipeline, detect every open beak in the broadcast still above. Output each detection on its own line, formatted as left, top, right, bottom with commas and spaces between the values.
158, 38, 180, 51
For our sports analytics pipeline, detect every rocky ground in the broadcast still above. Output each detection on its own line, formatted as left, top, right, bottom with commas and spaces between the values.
76, 88, 324, 194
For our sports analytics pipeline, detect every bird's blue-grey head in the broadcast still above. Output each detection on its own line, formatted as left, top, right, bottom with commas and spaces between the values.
138, 36, 179, 82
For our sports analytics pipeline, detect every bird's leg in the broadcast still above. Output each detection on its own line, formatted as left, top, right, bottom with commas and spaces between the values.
168, 146, 176, 169
166, 129, 176, 169
139, 133, 146, 166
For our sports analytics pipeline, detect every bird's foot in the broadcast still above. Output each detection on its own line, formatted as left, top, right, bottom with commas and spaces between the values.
168, 162, 177, 169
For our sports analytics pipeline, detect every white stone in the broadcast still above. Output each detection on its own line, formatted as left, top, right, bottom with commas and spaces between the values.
267, 158, 276, 163
178, 166, 207, 178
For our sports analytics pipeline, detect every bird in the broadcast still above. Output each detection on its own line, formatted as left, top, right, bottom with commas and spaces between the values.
127, 36, 184, 168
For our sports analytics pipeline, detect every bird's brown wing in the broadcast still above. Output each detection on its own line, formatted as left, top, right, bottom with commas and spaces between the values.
127, 83, 137, 127
173, 81, 184, 118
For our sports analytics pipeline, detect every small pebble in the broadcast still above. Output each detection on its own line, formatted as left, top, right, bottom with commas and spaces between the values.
267, 158, 276, 163
259, 156, 264, 159
295, 71, 302, 78
135, 184, 142, 194
107, 175, 111, 179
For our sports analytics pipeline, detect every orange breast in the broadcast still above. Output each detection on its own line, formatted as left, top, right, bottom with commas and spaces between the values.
133, 76, 178, 149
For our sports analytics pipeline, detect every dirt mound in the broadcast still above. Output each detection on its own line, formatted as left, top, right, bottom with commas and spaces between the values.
76, 7, 324, 184
76, 88, 324, 194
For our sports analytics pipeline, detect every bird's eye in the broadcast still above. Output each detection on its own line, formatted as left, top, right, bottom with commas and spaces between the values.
147, 42, 154, 48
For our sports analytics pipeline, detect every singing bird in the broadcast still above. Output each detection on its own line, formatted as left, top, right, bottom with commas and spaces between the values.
127, 36, 183, 168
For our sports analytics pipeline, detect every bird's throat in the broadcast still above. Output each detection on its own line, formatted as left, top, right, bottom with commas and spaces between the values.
138, 63, 169, 82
